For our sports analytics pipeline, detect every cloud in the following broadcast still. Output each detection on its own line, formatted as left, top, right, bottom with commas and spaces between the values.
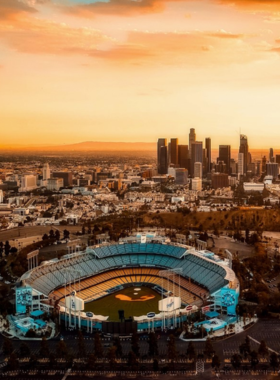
63, 0, 185, 18
0, 0, 37, 20
217, 0, 280, 12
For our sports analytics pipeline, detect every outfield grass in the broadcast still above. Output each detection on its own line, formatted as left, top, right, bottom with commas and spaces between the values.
84, 286, 161, 321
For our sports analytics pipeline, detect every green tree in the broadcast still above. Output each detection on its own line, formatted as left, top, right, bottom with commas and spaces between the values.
87, 353, 96, 370
94, 333, 103, 358
113, 336, 123, 358
258, 340, 269, 359
270, 352, 279, 373
204, 338, 215, 359
127, 350, 138, 370
250, 350, 259, 370
131, 331, 140, 357
153, 358, 159, 372
148, 332, 158, 357
56, 339, 68, 358
39, 337, 49, 357
186, 341, 196, 362
49, 229, 55, 239
231, 354, 242, 369
55, 230, 60, 241
167, 334, 177, 361
4, 241, 10, 256
2, 337, 13, 356
78, 330, 86, 358
19, 342, 30, 357
211, 354, 221, 371
107, 346, 117, 369
239, 335, 251, 359
7, 352, 19, 370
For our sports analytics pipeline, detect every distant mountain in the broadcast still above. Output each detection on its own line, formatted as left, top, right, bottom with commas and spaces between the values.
0, 141, 156, 152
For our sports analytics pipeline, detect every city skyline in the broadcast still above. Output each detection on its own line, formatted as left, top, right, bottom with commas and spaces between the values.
1, 0, 280, 148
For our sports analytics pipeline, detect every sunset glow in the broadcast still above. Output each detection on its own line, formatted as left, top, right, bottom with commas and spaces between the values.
1, 0, 280, 148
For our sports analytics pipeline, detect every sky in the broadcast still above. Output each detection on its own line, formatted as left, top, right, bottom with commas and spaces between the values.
1, 0, 280, 149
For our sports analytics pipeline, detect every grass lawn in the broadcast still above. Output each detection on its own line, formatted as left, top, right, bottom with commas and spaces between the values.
84, 286, 161, 321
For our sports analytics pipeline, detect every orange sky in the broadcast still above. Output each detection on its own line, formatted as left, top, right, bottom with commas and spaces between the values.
1, 0, 280, 149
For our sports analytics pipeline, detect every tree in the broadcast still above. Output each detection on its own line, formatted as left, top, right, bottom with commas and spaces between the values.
0, 242, 4, 256
204, 338, 215, 359
186, 341, 196, 362
4, 241, 10, 256
55, 230, 60, 241
113, 336, 123, 358
56, 339, 68, 358
107, 346, 117, 369
94, 333, 103, 358
239, 335, 251, 359
148, 332, 158, 357
87, 353, 96, 370
7, 352, 19, 370
49, 229, 55, 239
42, 233, 49, 241
270, 352, 279, 373
131, 331, 140, 357
39, 337, 49, 357
19, 342, 30, 357
167, 334, 177, 361
78, 330, 86, 358
82, 225, 86, 235
2, 337, 14, 356
258, 340, 269, 359
211, 354, 221, 371
250, 350, 259, 370
127, 350, 138, 370
231, 354, 242, 369
63, 229, 70, 240
153, 358, 159, 372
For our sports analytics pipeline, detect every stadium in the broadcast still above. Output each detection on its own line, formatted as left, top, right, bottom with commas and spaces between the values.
15, 233, 239, 334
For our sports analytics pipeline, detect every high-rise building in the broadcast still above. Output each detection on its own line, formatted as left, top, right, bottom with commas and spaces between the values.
211, 173, 229, 189
157, 139, 168, 174
194, 162, 202, 179
175, 168, 188, 185
269, 148, 274, 162
230, 159, 237, 174
276, 155, 280, 164
20, 175, 37, 192
266, 163, 279, 179
191, 178, 202, 191
191, 141, 203, 177
215, 161, 227, 173
189, 128, 196, 159
238, 153, 244, 176
178, 145, 188, 169
218, 145, 231, 174
53, 172, 73, 187
261, 156, 267, 173
205, 137, 211, 173
239, 135, 249, 175
0, 190, 3, 203
43, 163, 50, 181
169, 138, 178, 165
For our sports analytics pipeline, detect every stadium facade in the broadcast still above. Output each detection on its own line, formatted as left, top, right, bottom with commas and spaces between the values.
16, 234, 239, 334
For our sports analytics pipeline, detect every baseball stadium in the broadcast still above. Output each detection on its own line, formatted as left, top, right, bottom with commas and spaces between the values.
15, 233, 239, 334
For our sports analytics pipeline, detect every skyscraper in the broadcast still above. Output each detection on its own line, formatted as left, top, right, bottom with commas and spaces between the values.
194, 162, 202, 179
189, 128, 196, 158
218, 145, 231, 174
239, 135, 248, 175
205, 137, 211, 173
269, 148, 274, 162
159, 146, 168, 174
178, 145, 188, 169
191, 141, 203, 177
170, 138, 178, 165
238, 153, 244, 176
157, 138, 167, 174
43, 163, 50, 180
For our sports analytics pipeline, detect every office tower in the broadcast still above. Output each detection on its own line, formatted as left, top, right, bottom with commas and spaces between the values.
43, 163, 50, 180
218, 145, 231, 174
215, 161, 227, 173
20, 174, 37, 192
194, 162, 202, 179
248, 163, 256, 175
157, 139, 168, 174
256, 161, 261, 175
170, 138, 178, 165
0, 190, 3, 203
175, 168, 188, 185
269, 148, 274, 162
205, 138, 211, 173
211, 173, 229, 189
230, 159, 237, 174
53, 172, 73, 187
178, 145, 188, 169
191, 141, 203, 177
261, 156, 267, 173
239, 135, 249, 175
158, 146, 168, 174
266, 163, 279, 179
191, 178, 202, 191
276, 155, 280, 164
238, 153, 244, 176
189, 128, 196, 158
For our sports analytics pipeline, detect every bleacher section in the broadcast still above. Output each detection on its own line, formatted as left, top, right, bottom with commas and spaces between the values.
49, 267, 208, 307
20, 242, 232, 304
